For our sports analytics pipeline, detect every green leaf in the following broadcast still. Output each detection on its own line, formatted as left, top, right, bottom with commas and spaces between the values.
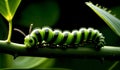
0, 0, 21, 21
12, 57, 55, 68
85, 2, 120, 37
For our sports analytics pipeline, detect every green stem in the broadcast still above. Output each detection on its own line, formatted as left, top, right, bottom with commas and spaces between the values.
0, 40, 120, 60
5, 0, 13, 42
6, 20, 12, 43
108, 61, 119, 70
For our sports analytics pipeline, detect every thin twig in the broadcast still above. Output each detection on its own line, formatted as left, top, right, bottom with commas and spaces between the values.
108, 61, 119, 70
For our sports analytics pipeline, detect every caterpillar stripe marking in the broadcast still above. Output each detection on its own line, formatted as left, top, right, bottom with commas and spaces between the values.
24, 27, 105, 50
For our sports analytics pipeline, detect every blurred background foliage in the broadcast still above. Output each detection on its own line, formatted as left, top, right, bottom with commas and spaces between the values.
0, 0, 120, 69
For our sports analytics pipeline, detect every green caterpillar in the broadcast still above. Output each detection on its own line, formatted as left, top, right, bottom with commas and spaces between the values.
24, 27, 105, 49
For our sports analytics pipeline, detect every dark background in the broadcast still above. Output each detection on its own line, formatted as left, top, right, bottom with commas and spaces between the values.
2, 0, 119, 70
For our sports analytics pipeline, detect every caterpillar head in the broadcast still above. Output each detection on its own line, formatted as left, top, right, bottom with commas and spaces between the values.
24, 35, 35, 48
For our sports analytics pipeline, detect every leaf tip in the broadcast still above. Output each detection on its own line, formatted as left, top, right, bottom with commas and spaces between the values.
85, 1, 93, 5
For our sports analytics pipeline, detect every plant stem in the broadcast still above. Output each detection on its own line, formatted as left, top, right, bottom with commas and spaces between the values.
0, 40, 120, 60
108, 61, 119, 70
6, 20, 12, 43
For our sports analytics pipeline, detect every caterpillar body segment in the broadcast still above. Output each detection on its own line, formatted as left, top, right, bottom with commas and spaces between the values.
42, 27, 54, 43
49, 29, 64, 46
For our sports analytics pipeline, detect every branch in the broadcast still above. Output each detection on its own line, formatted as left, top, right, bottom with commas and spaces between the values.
0, 40, 120, 60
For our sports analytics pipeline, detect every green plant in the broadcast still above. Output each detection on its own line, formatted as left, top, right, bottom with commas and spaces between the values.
0, 0, 120, 70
